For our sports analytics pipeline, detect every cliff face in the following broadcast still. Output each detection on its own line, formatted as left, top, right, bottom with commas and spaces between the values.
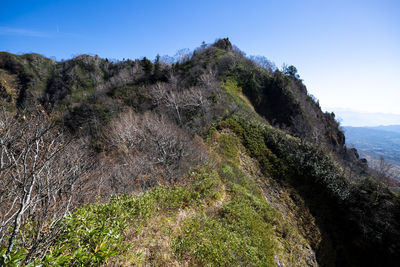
0, 39, 399, 266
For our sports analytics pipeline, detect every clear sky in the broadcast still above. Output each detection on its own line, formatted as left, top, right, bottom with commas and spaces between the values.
1, 0, 399, 116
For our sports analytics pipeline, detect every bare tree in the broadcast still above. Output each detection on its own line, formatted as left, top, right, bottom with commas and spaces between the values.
100, 110, 206, 193
95, 61, 141, 95
376, 156, 393, 179
248, 55, 276, 72
159, 55, 175, 65
198, 69, 219, 90
0, 109, 88, 262
147, 72, 217, 126
174, 48, 191, 63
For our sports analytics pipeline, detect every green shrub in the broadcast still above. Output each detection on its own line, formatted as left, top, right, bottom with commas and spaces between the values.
41, 167, 222, 266
218, 117, 286, 178
216, 116, 350, 200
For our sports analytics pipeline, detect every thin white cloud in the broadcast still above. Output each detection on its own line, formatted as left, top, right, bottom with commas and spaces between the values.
0, 26, 49, 37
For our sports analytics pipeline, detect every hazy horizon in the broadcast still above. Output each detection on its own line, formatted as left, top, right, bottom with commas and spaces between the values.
326, 107, 400, 127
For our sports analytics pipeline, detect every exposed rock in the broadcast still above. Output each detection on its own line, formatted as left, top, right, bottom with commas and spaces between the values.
213, 38, 233, 51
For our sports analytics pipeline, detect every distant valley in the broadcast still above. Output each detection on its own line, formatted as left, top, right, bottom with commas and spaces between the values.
344, 125, 400, 179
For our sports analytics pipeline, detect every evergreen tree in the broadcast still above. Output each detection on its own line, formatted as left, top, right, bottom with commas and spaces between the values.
141, 57, 153, 78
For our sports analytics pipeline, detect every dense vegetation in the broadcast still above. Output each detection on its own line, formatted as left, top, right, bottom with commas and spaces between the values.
1, 38, 399, 266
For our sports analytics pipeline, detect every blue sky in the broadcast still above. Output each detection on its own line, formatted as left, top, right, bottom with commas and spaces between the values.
1, 0, 399, 118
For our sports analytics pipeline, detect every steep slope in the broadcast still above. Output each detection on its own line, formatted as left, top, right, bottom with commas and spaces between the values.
1, 39, 399, 266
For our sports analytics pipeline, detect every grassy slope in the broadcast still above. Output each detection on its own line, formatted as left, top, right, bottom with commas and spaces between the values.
2, 45, 400, 266
2, 77, 322, 266
38, 131, 316, 266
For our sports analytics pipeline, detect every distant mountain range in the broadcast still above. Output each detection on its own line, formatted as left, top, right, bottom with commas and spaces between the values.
328, 108, 400, 127
344, 125, 400, 179
367, 125, 400, 134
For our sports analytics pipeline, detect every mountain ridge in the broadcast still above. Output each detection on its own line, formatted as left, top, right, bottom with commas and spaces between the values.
1, 38, 399, 266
